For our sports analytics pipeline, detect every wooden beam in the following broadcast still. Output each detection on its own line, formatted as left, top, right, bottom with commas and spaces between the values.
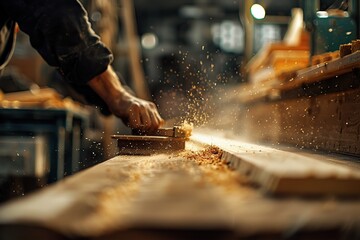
192, 133, 360, 196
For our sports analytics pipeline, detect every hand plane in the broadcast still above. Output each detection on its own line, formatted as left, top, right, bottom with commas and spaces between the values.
111, 126, 192, 155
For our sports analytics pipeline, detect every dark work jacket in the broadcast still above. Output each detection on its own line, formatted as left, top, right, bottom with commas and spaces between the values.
0, 0, 114, 114
0, 18, 16, 74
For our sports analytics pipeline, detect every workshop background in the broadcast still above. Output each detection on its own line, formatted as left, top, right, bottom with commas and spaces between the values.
1, 0, 360, 239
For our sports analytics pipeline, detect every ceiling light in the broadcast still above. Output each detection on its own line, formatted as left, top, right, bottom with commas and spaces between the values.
251, 4, 266, 20
141, 33, 158, 49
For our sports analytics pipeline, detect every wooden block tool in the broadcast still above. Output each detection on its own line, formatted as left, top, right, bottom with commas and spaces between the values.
132, 126, 191, 138
112, 126, 191, 155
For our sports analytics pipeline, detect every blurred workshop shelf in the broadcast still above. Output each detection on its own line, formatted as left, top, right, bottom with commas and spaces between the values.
237, 49, 360, 157
0, 108, 89, 183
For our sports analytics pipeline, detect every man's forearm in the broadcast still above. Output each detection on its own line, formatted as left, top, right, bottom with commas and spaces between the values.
88, 66, 125, 107
88, 66, 164, 130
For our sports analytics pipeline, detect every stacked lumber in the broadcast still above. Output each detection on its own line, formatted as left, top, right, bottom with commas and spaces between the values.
239, 39, 360, 104
339, 39, 360, 57
310, 39, 360, 65
233, 39, 360, 156
0, 88, 85, 112
246, 9, 310, 87
247, 44, 310, 84
242, 9, 311, 104
311, 51, 339, 65
278, 48, 360, 91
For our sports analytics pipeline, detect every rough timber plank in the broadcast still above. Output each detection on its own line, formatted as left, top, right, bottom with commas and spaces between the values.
1, 136, 360, 239
192, 133, 360, 196
0, 142, 231, 239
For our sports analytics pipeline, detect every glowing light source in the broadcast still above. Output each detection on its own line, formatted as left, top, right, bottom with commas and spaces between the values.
141, 33, 158, 49
251, 4, 266, 20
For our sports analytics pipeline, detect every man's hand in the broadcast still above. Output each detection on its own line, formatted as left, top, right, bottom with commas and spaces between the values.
88, 66, 164, 130
108, 90, 163, 130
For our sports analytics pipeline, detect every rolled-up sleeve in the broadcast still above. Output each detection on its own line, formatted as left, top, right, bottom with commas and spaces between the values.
1, 0, 113, 86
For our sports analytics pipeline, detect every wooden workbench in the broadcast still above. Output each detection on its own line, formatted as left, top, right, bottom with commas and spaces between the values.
0, 132, 360, 239
232, 50, 360, 157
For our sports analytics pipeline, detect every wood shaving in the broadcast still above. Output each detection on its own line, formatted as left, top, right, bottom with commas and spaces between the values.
180, 121, 193, 138
185, 146, 224, 168
184, 146, 249, 191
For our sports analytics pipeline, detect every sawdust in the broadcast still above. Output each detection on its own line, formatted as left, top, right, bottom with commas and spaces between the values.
179, 120, 193, 138
184, 146, 249, 191
185, 146, 224, 168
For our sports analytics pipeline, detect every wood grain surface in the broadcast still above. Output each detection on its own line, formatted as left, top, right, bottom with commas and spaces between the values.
0, 134, 360, 239
192, 133, 360, 195
241, 88, 360, 156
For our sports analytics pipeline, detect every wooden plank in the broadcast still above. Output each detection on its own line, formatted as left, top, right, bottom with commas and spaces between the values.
0, 142, 230, 238
278, 51, 360, 91
1, 137, 360, 238
246, 44, 309, 75
2, 88, 60, 102
239, 84, 360, 157
280, 89, 360, 156
192, 133, 360, 196
241, 50, 360, 105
